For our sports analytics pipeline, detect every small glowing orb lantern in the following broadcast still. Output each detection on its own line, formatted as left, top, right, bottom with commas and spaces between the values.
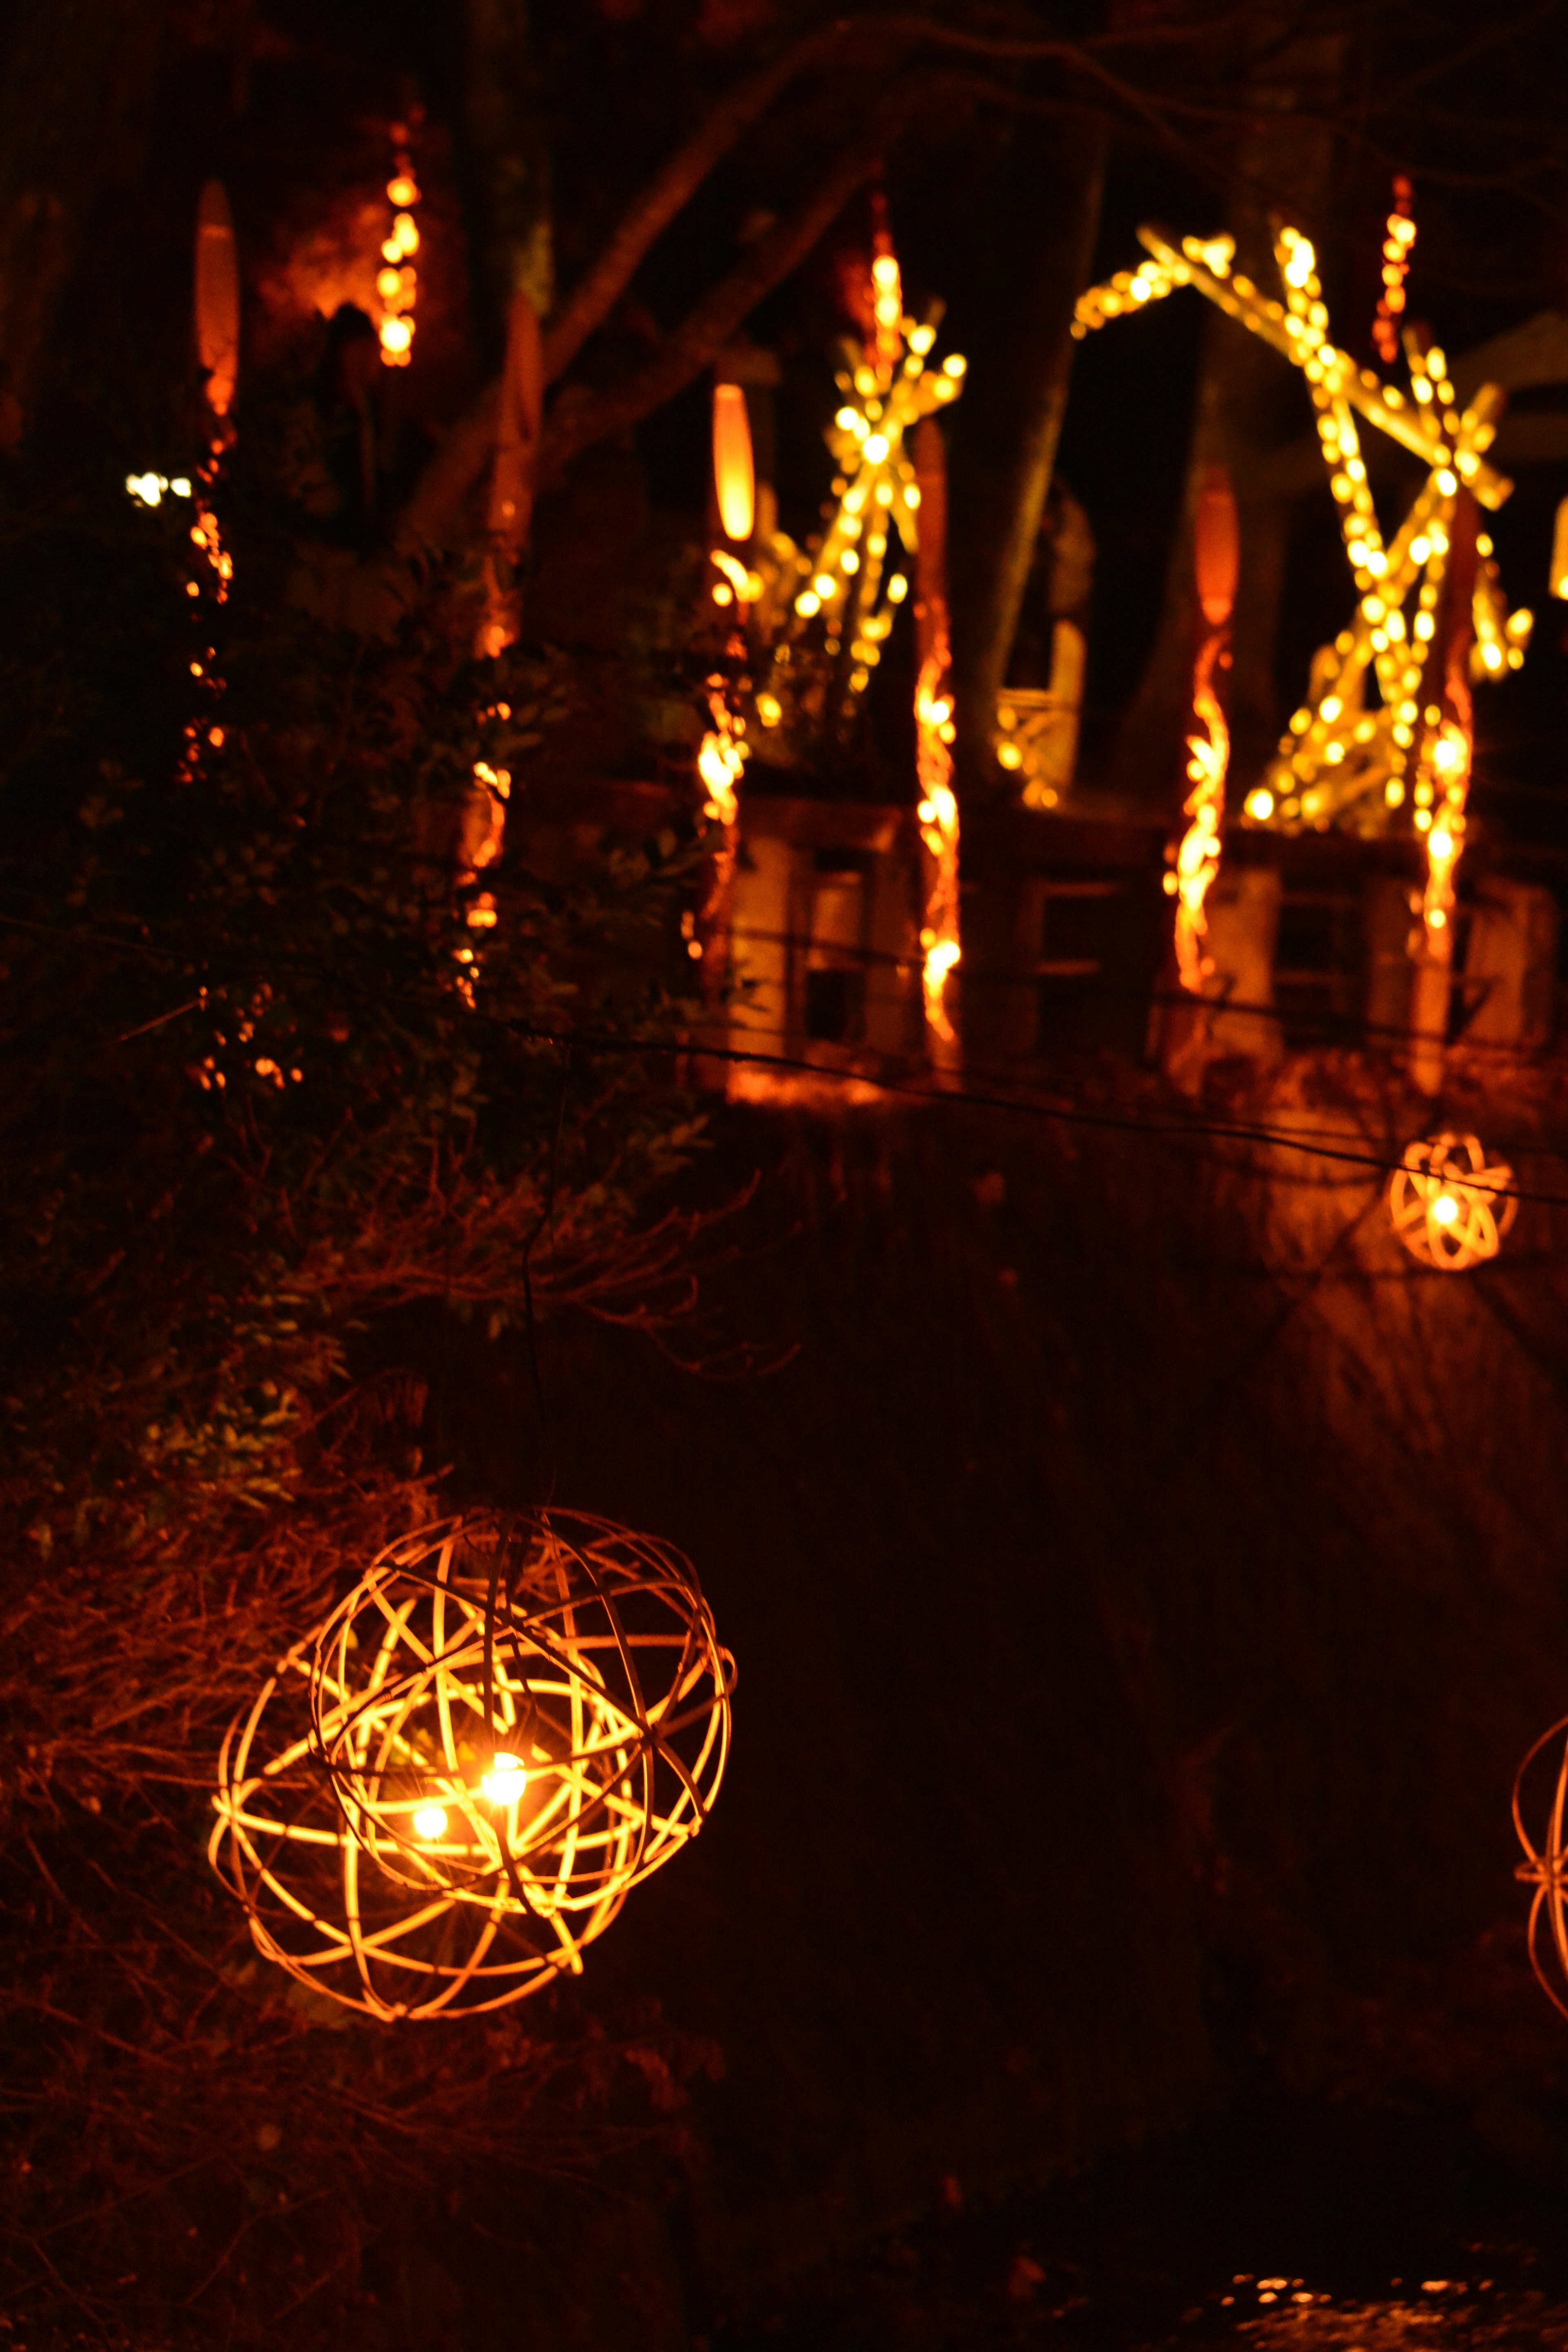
210, 1510, 733, 2020
1386, 1131, 1515, 1271
1513, 1715, 1568, 2021
712, 382, 755, 544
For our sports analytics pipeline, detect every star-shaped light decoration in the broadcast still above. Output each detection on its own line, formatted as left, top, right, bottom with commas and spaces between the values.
728, 239, 966, 744
1071, 223, 1532, 980
702, 228, 968, 1053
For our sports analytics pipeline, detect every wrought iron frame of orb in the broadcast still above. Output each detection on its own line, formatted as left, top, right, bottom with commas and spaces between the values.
1386, 1131, 1516, 1272
209, 1510, 734, 2020
1513, 1715, 1568, 2021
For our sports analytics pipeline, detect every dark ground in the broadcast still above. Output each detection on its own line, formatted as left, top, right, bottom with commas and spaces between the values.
379, 1067, 1568, 2348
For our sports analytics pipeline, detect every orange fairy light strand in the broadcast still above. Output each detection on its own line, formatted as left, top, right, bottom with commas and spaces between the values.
916, 641, 960, 1049
1167, 466, 1236, 993
376, 122, 421, 366
1372, 176, 1415, 368
1171, 635, 1229, 993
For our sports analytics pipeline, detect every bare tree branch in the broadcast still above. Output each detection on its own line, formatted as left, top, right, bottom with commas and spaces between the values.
538, 92, 925, 483
541, 17, 854, 383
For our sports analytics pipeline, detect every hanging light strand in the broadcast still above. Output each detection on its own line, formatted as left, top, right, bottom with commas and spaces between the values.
376, 122, 421, 367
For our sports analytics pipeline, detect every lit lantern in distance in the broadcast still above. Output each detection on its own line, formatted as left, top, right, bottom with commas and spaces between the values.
1386, 1131, 1516, 1271
712, 382, 755, 543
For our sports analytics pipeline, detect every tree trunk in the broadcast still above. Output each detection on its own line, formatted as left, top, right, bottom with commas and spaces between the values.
0, 0, 163, 447
1105, 22, 1347, 806
461, 0, 553, 344
949, 115, 1107, 806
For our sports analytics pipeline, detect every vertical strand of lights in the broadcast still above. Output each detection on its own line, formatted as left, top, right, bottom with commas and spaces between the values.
1372, 177, 1415, 368
377, 122, 421, 367
1170, 467, 1237, 992
916, 646, 960, 1063
695, 378, 761, 990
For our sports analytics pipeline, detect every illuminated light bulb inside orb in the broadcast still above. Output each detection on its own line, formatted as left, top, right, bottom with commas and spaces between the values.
1244, 788, 1275, 821
387, 174, 419, 207
482, 1753, 526, 1805
795, 591, 821, 618
412, 1804, 448, 1841
380, 316, 413, 356
813, 574, 834, 599
392, 212, 419, 256
377, 267, 404, 301
887, 574, 908, 603
1428, 827, 1453, 861
942, 353, 968, 377
1432, 1193, 1459, 1227
862, 433, 890, 463
756, 693, 782, 726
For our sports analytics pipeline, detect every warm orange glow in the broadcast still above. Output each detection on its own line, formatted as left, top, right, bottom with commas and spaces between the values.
1073, 216, 1527, 866
1419, 716, 1469, 959
376, 136, 420, 366
1171, 626, 1229, 992
209, 1509, 734, 2019
481, 1753, 526, 1805
1194, 466, 1239, 628
1387, 1131, 1516, 1271
1372, 177, 1415, 366
712, 383, 755, 542
916, 646, 961, 1046
698, 710, 746, 829
194, 180, 240, 418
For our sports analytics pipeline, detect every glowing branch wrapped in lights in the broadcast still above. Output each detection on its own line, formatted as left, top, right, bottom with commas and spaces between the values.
1073, 216, 1532, 1034
209, 1510, 733, 2020
1171, 632, 1229, 993
1386, 1131, 1516, 1272
1167, 466, 1238, 992
916, 646, 961, 1054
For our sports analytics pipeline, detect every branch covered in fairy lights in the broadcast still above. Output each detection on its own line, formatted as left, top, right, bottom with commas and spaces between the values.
1072, 217, 1533, 975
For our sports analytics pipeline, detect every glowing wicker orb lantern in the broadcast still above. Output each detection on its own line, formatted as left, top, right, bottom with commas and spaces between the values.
1387, 1131, 1515, 1271
1513, 1715, 1568, 2021
209, 1510, 733, 2020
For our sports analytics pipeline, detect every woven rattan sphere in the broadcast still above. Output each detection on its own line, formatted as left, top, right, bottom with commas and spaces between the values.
209, 1510, 733, 2020
1387, 1131, 1515, 1271
1514, 1715, 1568, 2021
